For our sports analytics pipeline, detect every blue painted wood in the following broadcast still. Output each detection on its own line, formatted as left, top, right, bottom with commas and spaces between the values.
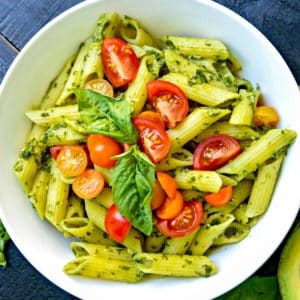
0, 0, 82, 49
216, 0, 300, 81
0, 36, 17, 82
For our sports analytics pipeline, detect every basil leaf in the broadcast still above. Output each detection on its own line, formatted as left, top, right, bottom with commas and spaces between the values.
111, 146, 155, 235
75, 89, 138, 144
0, 220, 10, 267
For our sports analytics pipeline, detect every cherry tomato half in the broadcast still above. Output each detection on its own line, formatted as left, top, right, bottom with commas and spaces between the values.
87, 135, 122, 168
157, 201, 204, 237
137, 111, 165, 130
204, 185, 233, 207
193, 134, 241, 170
156, 171, 177, 200
133, 117, 170, 164
147, 80, 189, 128
84, 79, 114, 97
102, 38, 139, 87
156, 191, 184, 220
72, 169, 105, 200
150, 181, 166, 210
56, 146, 88, 177
105, 204, 132, 243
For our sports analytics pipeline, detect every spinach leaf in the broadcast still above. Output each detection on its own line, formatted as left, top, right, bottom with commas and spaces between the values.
0, 220, 10, 267
75, 89, 138, 144
215, 276, 280, 300
111, 146, 155, 235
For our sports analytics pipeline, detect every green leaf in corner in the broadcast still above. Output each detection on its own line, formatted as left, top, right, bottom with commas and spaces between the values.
215, 276, 280, 300
0, 220, 10, 267
111, 146, 155, 235
74, 88, 138, 144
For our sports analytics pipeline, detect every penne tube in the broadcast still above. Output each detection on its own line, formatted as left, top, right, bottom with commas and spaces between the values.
124, 55, 161, 116
163, 36, 229, 60
194, 121, 260, 142
218, 129, 296, 179
174, 168, 222, 193
133, 253, 217, 277
64, 255, 144, 282
189, 213, 235, 255
161, 73, 239, 107
71, 242, 132, 260
120, 15, 157, 47
245, 155, 284, 218
167, 107, 231, 151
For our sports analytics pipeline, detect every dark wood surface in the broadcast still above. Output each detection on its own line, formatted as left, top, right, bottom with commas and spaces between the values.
0, 1, 299, 299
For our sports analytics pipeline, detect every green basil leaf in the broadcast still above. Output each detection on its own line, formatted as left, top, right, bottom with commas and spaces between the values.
75, 88, 138, 144
111, 146, 155, 235
0, 220, 10, 267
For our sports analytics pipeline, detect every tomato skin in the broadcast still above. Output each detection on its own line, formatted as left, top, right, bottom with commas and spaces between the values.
84, 79, 114, 97
133, 117, 170, 164
156, 191, 184, 220
87, 135, 122, 168
156, 172, 177, 200
105, 204, 132, 243
147, 80, 189, 128
56, 146, 88, 177
254, 106, 279, 127
193, 134, 241, 170
136, 111, 165, 130
72, 169, 105, 200
204, 185, 232, 207
157, 201, 204, 237
50, 146, 64, 160
150, 181, 166, 210
102, 38, 139, 87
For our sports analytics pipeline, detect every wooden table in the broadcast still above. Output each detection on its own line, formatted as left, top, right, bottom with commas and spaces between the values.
0, 1, 299, 299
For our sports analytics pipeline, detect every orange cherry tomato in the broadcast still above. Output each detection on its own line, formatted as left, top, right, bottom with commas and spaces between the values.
147, 80, 189, 128
157, 201, 204, 237
102, 38, 139, 87
156, 171, 177, 200
137, 111, 165, 130
72, 169, 105, 200
84, 79, 114, 97
56, 146, 87, 177
105, 204, 132, 243
133, 117, 170, 164
156, 191, 184, 220
204, 185, 233, 207
193, 134, 241, 170
150, 181, 166, 210
87, 135, 122, 168
254, 106, 280, 127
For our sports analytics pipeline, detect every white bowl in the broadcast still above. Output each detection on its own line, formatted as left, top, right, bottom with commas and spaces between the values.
0, 0, 299, 299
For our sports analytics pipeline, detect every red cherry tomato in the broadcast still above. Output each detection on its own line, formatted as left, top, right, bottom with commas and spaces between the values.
101, 37, 139, 87
147, 80, 189, 128
87, 135, 122, 168
50, 146, 64, 160
157, 201, 204, 237
105, 204, 132, 243
193, 134, 241, 170
133, 117, 170, 164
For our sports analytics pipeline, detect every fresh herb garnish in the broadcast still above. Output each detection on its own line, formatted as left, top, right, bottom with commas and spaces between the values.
75, 88, 138, 144
111, 146, 155, 235
0, 220, 10, 267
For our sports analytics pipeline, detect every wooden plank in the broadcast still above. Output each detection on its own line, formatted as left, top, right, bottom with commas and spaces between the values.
0, 0, 82, 49
0, 35, 18, 82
